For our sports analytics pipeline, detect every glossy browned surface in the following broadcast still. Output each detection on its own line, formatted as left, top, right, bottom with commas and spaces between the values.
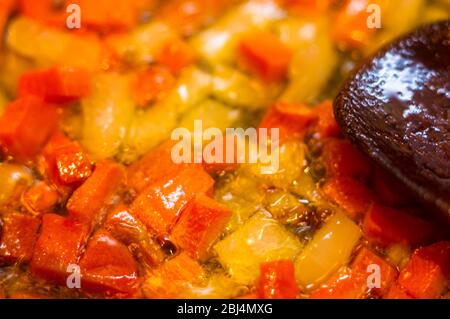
334, 20, 450, 221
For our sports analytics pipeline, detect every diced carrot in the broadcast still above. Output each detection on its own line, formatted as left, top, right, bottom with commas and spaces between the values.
321, 176, 375, 219
257, 260, 299, 299
31, 214, 89, 284
42, 133, 93, 187
142, 252, 205, 298
80, 231, 140, 296
362, 203, 438, 247
156, 39, 197, 74
259, 102, 317, 141
22, 181, 60, 214
104, 205, 165, 266
398, 241, 450, 299
162, 252, 205, 282
238, 31, 293, 83
312, 100, 341, 138
127, 140, 196, 194
384, 283, 414, 299
312, 247, 397, 299
332, 0, 386, 49
131, 66, 176, 108
0, 96, 58, 160
18, 66, 92, 103
131, 165, 214, 236
350, 247, 398, 297
66, 160, 125, 226
322, 139, 372, 179
311, 267, 365, 299
370, 165, 413, 207
171, 194, 232, 260
155, 0, 231, 37
52, 143, 93, 186
0, 213, 40, 264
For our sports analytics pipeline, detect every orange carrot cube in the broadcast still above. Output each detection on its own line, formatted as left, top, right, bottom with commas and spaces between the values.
80, 231, 140, 296
321, 176, 375, 219
362, 203, 438, 247
131, 166, 214, 236
67, 160, 125, 226
257, 260, 299, 299
0, 96, 58, 160
238, 31, 293, 83
171, 194, 231, 260
398, 241, 450, 299
0, 213, 40, 264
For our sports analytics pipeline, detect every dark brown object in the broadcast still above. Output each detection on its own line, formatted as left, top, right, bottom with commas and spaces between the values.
334, 20, 450, 222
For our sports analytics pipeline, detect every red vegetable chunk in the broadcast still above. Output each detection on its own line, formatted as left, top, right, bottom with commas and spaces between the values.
363, 203, 438, 247
398, 241, 450, 299
0, 213, 40, 264
384, 283, 414, 299
131, 165, 214, 236
143, 252, 205, 298
127, 140, 195, 194
238, 31, 292, 83
171, 194, 232, 260
67, 160, 125, 226
31, 214, 88, 284
18, 67, 91, 103
311, 268, 363, 299
43, 133, 93, 186
312, 100, 341, 138
312, 247, 397, 299
350, 247, 398, 297
257, 260, 299, 299
80, 231, 140, 296
22, 181, 60, 214
131, 66, 175, 108
0, 96, 58, 160
322, 176, 375, 219
322, 139, 372, 179
259, 102, 317, 141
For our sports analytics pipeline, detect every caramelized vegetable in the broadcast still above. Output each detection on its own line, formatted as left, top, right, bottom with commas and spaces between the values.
18, 66, 92, 103
0, 213, 40, 264
362, 203, 438, 247
31, 214, 89, 284
257, 260, 299, 299
80, 231, 140, 296
66, 160, 125, 226
238, 31, 293, 83
0, 96, 58, 160
397, 241, 450, 299
172, 194, 232, 260
131, 165, 214, 236
321, 177, 375, 219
